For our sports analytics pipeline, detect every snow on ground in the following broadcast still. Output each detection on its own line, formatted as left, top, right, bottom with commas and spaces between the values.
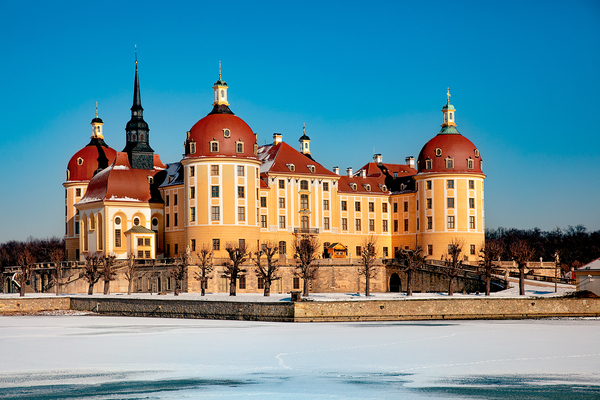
0, 314, 599, 399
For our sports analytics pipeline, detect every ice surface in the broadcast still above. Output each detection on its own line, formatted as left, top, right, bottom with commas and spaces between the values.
0, 316, 599, 399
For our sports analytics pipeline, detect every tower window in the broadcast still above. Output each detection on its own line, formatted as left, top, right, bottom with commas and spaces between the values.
212, 206, 220, 221
435, 148, 442, 157
190, 166, 195, 176
467, 158, 474, 169
445, 158, 454, 169
210, 140, 219, 153
474, 149, 480, 158
236, 141, 244, 153
190, 142, 196, 154
238, 186, 245, 198
469, 180, 475, 189
211, 165, 219, 176
223, 128, 230, 138
212, 186, 219, 197
447, 215, 455, 229
425, 159, 432, 170
237, 166, 244, 176
77, 157, 84, 166
447, 180, 454, 189
449, 113, 453, 121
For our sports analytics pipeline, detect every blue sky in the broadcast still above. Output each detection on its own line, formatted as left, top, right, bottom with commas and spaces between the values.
0, 0, 598, 242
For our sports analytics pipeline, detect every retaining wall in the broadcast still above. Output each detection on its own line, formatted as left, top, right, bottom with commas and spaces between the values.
0, 297, 70, 313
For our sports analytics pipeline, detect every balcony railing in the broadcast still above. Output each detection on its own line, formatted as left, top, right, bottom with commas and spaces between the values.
293, 228, 320, 235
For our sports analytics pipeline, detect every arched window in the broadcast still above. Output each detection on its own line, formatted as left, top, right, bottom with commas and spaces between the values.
425, 159, 432, 170
97, 214, 103, 251
82, 218, 88, 252
210, 140, 219, 153
89, 215, 95, 230
467, 158, 474, 169
189, 142, 196, 154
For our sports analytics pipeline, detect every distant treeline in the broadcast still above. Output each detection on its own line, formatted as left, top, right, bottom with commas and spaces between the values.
0, 237, 65, 268
486, 225, 600, 270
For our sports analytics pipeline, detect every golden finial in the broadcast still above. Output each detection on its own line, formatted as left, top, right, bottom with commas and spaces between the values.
135, 44, 138, 65
95, 102, 98, 118
303, 122, 306, 134
219, 60, 222, 79
446, 87, 451, 103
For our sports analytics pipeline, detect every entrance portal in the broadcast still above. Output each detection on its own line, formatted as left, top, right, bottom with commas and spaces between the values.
389, 273, 401, 292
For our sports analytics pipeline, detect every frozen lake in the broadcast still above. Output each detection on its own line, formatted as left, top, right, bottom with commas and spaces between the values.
0, 315, 599, 399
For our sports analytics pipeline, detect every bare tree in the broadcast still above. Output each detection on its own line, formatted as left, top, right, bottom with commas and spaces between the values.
124, 254, 138, 295
251, 241, 281, 296
224, 242, 248, 296
510, 239, 535, 296
194, 245, 213, 296
443, 239, 464, 296
292, 236, 320, 297
50, 246, 64, 296
397, 245, 426, 296
0, 247, 8, 293
99, 254, 117, 295
16, 244, 36, 297
478, 240, 503, 296
358, 236, 378, 297
82, 253, 102, 295
169, 248, 191, 296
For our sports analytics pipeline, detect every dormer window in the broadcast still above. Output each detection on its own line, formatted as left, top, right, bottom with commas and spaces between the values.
308, 165, 316, 173
287, 164, 295, 171
425, 159, 432, 170
189, 142, 196, 154
210, 140, 219, 153
364, 184, 371, 191
223, 128, 231, 138
474, 149, 480, 158
236, 141, 244, 153
77, 157, 84, 165
148, 176, 154, 184
480, 160, 483, 170
254, 144, 258, 155
351, 183, 357, 191
445, 158, 454, 169
467, 158, 474, 169
381, 185, 387, 192
435, 148, 442, 157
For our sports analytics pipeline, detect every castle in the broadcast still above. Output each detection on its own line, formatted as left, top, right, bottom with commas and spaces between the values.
63, 62, 485, 294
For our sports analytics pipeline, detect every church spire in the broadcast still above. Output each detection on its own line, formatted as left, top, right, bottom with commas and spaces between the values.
208, 61, 234, 115
91, 102, 104, 139
439, 88, 460, 135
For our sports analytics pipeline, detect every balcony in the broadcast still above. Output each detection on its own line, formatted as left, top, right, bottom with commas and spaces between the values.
293, 228, 320, 235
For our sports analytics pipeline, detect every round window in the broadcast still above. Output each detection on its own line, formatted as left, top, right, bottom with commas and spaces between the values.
133, 217, 140, 226
115, 217, 121, 225
152, 218, 158, 226
435, 148, 442, 157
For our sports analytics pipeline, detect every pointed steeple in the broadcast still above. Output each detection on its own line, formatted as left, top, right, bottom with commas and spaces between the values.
123, 51, 154, 169
208, 61, 234, 115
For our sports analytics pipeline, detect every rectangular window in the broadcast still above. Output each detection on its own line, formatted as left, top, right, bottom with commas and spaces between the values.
469, 216, 476, 229
114, 229, 122, 247
279, 215, 285, 228
447, 215, 455, 229
382, 220, 388, 232
393, 202, 398, 213
404, 202, 408, 212
324, 217, 330, 230
469, 198, 475, 208
404, 219, 409, 232
190, 207, 196, 222
447, 198, 454, 208
166, 244, 170, 256
212, 239, 220, 251
237, 165, 244, 176
277, 179, 285, 189
75, 188, 82, 197
469, 180, 475, 190
293, 277, 300, 290
369, 219, 375, 232
341, 201, 347, 211
212, 206, 220, 221
211, 165, 219, 176
323, 199, 329, 210
427, 216, 432, 229
261, 197, 267, 207
138, 250, 143, 258
426, 180, 432, 190
394, 220, 398, 232
166, 214, 170, 227
427, 244, 433, 256
138, 237, 143, 246
174, 194, 178, 206
190, 166, 195, 177
278, 241, 286, 255
174, 244, 178, 255
174, 213, 178, 227
383, 247, 388, 257
239, 239, 246, 250
470, 244, 476, 255
238, 186, 245, 198
323, 182, 329, 191
355, 202, 361, 212
447, 179, 454, 189
276, 198, 284, 209
212, 186, 219, 197
342, 218, 348, 231
261, 215, 267, 228
300, 194, 309, 210
369, 202, 374, 212
382, 203, 388, 213
427, 198, 432, 209
355, 219, 361, 231
239, 275, 246, 289
190, 187, 195, 199
257, 277, 264, 289
417, 218, 420, 230
238, 207, 245, 221
191, 239, 196, 251
356, 246, 362, 256
166, 195, 170, 207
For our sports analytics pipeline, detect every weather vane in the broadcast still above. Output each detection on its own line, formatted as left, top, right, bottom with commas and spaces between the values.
219, 61, 222, 79
95, 102, 98, 118
446, 87, 451, 103
135, 44, 138, 65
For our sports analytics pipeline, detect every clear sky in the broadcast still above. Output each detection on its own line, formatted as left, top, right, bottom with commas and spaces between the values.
0, 0, 598, 242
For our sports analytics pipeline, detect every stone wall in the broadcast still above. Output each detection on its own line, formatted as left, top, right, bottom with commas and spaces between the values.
0, 297, 70, 313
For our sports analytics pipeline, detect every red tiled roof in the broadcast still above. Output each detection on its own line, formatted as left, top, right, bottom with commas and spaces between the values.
257, 142, 338, 177
337, 175, 389, 195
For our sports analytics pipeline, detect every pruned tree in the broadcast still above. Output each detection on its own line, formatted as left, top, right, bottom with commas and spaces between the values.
397, 245, 426, 296
82, 253, 102, 295
50, 247, 65, 296
169, 248, 191, 296
292, 236, 320, 297
224, 242, 248, 296
99, 254, 117, 295
510, 239, 535, 296
0, 247, 8, 293
16, 244, 36, 297
478, 240, 503, 296
124, 253, 138, 295
194, 245, 213, 296
443, 239, 464, 296
358, 236, 378, 297
251, 241, 280, 296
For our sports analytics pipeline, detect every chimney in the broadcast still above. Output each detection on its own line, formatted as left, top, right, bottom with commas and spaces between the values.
333, 166, 339, 175
273, 133, 283, 145
373, 154, 382, 164
346, 167, 353, 177
361, 169, 367, 178
405, 156, 415, 169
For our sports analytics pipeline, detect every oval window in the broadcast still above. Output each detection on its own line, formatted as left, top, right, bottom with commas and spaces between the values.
115, 217, 121, 225
133, 217, 140, 226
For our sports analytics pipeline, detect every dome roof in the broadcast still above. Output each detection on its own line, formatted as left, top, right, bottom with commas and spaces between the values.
185, 112, 257, 159
66, 138, 117, 182
441, 103, 456, 111
417, 133, 482, 174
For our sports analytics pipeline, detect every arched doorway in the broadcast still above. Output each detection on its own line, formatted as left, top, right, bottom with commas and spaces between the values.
389, 273, 401, 292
